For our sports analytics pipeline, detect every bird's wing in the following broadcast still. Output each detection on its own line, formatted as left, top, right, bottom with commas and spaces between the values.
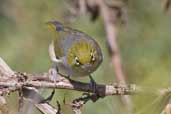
47, 21, 65, 58
47, 21, 90, 58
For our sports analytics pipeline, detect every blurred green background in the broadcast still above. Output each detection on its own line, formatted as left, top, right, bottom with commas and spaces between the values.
0, 0, 171, 114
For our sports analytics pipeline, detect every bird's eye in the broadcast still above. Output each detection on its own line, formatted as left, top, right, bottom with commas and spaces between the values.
74, 56, 81, 66
90, 52, 96, 62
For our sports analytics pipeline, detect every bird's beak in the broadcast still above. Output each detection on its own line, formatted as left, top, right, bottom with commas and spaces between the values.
82, 63, 91, 73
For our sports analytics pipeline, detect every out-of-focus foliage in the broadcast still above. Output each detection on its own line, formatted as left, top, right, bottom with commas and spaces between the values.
0, 0, 171, 114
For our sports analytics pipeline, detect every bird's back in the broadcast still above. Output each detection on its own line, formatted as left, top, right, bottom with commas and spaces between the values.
47, 21, 93, 58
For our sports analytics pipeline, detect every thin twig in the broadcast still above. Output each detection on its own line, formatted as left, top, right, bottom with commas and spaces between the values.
23, 87, 60, 114
164, 0, 171, 12
0, 57, 14, 114
0, 72, 137, 96
0, 57, 14, 77
18, 90, 24, 114
0, 57, 136, 114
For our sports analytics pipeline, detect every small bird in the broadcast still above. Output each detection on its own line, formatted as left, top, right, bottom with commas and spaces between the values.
47, 21, 103, 84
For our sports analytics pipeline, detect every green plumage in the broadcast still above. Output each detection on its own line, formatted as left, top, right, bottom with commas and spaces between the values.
47, 21, 103, 77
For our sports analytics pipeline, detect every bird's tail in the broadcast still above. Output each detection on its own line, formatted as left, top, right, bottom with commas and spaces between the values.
46, 21, 64, 32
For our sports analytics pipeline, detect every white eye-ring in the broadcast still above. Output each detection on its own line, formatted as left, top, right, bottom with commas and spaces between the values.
90, 52, 96, 62
75, 56, 80, 66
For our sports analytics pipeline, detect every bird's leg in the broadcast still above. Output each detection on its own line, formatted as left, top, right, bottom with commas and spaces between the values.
48, 63, 60, 82
78, 75, 97, 98
89, 75, 97, 93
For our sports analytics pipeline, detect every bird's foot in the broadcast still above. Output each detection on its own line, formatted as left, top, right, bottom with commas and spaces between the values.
48, 67, 60, 82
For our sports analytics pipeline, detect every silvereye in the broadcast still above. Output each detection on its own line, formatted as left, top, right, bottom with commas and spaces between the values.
47, 21, 103, 80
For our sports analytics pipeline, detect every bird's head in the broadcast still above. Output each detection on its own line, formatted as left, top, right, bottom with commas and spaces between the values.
67, 39, 103, 76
